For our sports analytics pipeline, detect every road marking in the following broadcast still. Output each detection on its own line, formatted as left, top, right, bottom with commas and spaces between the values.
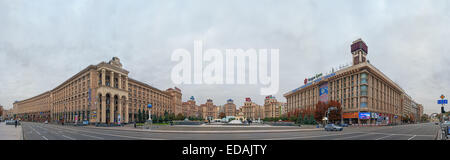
42, 136, 48, 140
62, 135, 76, 140
31, 127, 41, 136
334, 133, 372, 140
376, 134, 393, 140
262, 132, 360, 140
79, 133, 105, 140
49, 125, 165, 140
408, 135, 416, 140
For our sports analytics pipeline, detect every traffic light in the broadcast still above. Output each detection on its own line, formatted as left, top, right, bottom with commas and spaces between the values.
442, 107, 446, 114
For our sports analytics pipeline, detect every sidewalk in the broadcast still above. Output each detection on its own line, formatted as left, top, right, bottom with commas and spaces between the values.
0, 122, 23, 140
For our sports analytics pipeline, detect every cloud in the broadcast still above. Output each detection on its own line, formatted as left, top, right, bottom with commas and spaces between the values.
0, 0, 449, 114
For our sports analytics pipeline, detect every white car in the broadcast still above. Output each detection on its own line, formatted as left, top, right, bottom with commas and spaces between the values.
44, 120, 48, 124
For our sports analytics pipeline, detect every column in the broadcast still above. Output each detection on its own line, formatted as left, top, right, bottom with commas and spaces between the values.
125, 76, 129, 91
111, 71, 115, 88
96, 99, 100, 123
101, 69, 106, 86
119, 97, 123, 123
118, 74, 122, 89
101, 95, 106, 123
110, 95, 115, 124
125, 98, 129, 123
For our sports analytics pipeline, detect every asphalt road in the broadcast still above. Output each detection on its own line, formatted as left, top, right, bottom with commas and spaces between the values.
21, 122, 439, 140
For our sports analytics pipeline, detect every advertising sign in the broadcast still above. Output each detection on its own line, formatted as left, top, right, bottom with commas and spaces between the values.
343, 112, 358, 119
319, 82, 329, 102
359, 112, 370, 119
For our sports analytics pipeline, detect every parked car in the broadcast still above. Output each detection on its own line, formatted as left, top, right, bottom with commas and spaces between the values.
5, 120, 18, 125
339, 123, 349, 127
325, 124, 343, 131
44, 120, 48, 124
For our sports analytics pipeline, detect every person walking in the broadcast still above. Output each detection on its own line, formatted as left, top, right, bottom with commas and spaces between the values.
14, 119, 18, 128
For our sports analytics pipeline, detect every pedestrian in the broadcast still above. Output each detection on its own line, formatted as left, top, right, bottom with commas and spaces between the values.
14, 119, 18, 128
134, 121, 137, 128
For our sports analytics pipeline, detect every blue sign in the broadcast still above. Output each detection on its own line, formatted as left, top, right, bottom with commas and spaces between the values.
147, 104, 152, 108
359, 112, 370, 119
438, 99, 448, 104
319, 86, 328, 96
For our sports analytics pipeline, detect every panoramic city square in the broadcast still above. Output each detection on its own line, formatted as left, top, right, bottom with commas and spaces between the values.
1, 0, 449, 144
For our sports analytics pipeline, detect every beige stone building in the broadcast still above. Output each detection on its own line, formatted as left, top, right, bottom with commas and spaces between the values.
263, 95, 283, 118
284, 39, 421, 124
241, 98, 264, 120
181, 96, 200, 118
223, 99, 237, 117
199, 99, 219, 120
12, 57, 182, 124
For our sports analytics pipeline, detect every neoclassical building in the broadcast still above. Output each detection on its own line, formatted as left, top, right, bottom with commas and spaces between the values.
13, 57, 182, 124
284, 39, 423, 124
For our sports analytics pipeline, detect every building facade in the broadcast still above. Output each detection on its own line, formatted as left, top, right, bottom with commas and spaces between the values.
264, 95, 283, 118
199, 99, 219, 120
181, 96, 200, 118
12, 57, 182, 124
241, 97, 264, 121
223, 99, 237, 117
284, 39, 421, 125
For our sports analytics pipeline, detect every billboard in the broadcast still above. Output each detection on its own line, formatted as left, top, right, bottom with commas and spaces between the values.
319, 82, 329, 102
359, 112, 370, 119
343, 112, 358, 119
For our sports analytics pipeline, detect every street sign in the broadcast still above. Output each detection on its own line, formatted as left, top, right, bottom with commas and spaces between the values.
438, 99, 448, 104
148, 104, 152, 108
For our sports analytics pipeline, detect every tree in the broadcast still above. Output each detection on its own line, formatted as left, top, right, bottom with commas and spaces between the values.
303, 114, 309, 124
176, 113, 184, 120
327, 100, 342, 123
297, 114, 303, 124
143, 110, 147, 122
138, 109, 142, 123
421, 114, 429, 122
314, 101, 328, 123
314, 100, 342, 124
219, 112, 226, 119
310, 114, 316, 124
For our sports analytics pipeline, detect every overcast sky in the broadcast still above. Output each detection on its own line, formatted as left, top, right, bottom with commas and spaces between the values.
0, 0, 449, 114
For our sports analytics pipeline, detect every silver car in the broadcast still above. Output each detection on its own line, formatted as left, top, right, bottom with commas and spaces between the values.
325, 124, 343, 131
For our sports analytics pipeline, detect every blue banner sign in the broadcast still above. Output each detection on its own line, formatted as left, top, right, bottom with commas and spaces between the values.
147, 104, 152, 108
359, 112, 370, 119
438, 99, 448, 104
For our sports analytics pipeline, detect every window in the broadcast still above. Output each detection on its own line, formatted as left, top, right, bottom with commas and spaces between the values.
360, 85, 368, 96
361, 73, 368, 84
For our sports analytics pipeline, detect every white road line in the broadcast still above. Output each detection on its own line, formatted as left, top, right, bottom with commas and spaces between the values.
79, 133, 105, 140
42, 136, 48, 140
62, 135, 76, 140
376, 134, 393, 140
31, 127, 42, 136
408, 135, 417, 140
262, 132, 360, 140
334, 133, 372, 140
50, 125, 165, 140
